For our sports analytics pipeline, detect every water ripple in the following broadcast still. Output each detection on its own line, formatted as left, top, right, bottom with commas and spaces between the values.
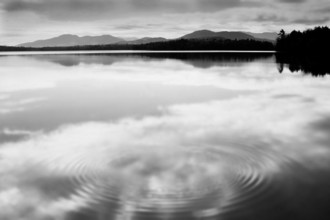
37, 142, 295, 219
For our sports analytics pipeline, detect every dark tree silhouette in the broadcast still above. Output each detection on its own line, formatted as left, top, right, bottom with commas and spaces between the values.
275, 26, 330, 76
277, 29, 286, 41
276, 26, 330, 53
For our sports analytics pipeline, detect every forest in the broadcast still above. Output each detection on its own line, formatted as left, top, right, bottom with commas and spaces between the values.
275, 26, 330, 76
276, 26, 330, 53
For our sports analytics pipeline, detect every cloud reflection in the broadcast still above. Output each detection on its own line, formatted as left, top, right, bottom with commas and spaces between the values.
0, 97, 46, 114
1, 78, 330, 219
1, 54, 330, 219
0, 54, 329, 95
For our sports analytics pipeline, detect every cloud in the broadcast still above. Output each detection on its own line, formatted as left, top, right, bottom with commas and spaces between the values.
0, 97, 46, 114
278, 0, 306, 3
3, 0, 114, 20
2, 0, 260, 20
316, 6, 330, 14
253, 14, 287, 23
293, 17, 330, 25
195, 0, 256, 12
2, 128, 41, 136
4, 0, 109, 12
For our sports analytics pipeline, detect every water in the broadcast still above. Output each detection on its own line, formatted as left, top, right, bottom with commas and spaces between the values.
0, 52, 330, 220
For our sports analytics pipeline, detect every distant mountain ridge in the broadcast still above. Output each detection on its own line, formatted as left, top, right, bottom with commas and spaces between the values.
244, 32, 278, 42
118, 37, 167, 45
181, 30, 277, 42
180, 30, 255, 40
18, 30, 277, 48
18, 34, 124, 48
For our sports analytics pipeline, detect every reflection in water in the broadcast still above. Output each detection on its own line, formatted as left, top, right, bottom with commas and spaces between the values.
24, 52, 330, 76
1, 52, 330, 220
26, 52, 274, 68
276, 53, 330, 76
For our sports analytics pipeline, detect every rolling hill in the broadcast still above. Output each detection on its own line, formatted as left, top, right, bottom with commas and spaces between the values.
180, 30, 256, 40
17, 30, 276, 48
18, 34, 125, 48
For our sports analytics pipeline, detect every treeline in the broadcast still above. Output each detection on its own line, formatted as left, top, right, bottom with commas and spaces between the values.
0, 38, 274, 51
275, 26, 330, 76
0, 46, 30, 51
276, 26, 330, 53
129, 39, 274, 51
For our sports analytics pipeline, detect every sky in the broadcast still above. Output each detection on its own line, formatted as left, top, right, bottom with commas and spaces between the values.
0, 0, 330, 45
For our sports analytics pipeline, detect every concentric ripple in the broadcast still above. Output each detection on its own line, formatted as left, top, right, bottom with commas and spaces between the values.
35, 142, 293, 219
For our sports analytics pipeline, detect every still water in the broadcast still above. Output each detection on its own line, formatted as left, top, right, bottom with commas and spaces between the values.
0, 52, 330, 220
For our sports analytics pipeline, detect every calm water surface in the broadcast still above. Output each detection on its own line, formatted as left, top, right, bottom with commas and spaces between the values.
0, 52, 330, 220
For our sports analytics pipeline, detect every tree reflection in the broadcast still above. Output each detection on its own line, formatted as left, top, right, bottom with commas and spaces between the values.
275, 53, 330, 76
30, 52, 274, 69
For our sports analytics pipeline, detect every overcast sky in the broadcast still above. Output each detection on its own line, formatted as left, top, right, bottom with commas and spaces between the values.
1, 0, 330, 45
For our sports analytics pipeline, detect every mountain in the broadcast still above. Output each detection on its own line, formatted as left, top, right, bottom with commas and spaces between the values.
180, 30, 223, 40
18, 34, 124, 47
122, 37, 139, 41
244, 32, 278, 41
180, 30, 256, 40
127, 37, 167, 45
118, 37, 167, 45
18, 35, 167, 47
17, 30, 277, 48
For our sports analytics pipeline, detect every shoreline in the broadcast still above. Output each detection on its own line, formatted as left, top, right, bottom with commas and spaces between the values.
0, 50, 277, 55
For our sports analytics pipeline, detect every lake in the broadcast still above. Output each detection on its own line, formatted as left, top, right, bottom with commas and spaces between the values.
0, 51, 330, 220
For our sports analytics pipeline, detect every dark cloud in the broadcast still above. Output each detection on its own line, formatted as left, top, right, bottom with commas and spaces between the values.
130, 0, 261, 13
315, 7, 330, 14
278, 0, 306, 3
114, 24, 145, 30
2, 0, 260, 20
293, 17, 330, 25
5, 1, 34, 11
114, 23, 161, 30
2, 33, 24, 37
128, 0, 188, 13
4, 0, 109, 12
4, 0, 116, 20
254, 14, 287, 23
197, 0, 242, 12
128, 0, 258, 15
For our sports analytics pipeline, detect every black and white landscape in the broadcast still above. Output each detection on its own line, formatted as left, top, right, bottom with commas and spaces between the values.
0, 1, 330, 220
